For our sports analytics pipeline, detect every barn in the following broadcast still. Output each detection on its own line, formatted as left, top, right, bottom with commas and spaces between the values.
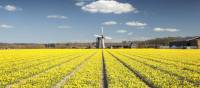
169, 36, 200, 49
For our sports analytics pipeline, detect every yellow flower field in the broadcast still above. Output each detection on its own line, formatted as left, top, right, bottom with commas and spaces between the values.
0, 49, 200, 88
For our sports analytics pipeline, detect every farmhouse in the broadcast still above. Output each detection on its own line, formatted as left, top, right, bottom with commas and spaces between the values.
169, 36, 200, 49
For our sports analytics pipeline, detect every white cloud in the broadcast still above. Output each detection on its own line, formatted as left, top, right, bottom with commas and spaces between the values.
58, 26, 71, 29
3, 5, 22, 12
47, 15, 68, 20
128, 32, 133, 35
5, 5, 17, 11
75, 2, 86, 6
81, 0, 136, 14
116, 30, 127, 33
0, 24, 13, 29
126, 21, 147, 27
154, 27, 179, 32
102, 21, 117, 26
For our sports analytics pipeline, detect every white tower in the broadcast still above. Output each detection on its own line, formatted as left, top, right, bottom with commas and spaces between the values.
95, 27, 111, 49
101, 27, 105, 48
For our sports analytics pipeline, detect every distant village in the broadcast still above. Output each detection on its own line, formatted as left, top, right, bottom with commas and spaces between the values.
0, 36, 199, 49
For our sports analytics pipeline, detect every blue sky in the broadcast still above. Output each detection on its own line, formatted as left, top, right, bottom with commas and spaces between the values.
0, 0, 200, 43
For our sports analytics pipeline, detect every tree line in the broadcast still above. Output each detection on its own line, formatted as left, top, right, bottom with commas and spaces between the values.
0, 37, 180, 49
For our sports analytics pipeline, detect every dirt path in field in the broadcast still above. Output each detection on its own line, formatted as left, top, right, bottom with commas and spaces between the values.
53, 52, 97, 88
101, 50, 108, 88
107, 51, 156, 88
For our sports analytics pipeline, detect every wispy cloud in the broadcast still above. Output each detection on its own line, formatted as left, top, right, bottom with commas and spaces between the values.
47, 15, 68, 20
75, 2, 86, 6
132, 37, 152, 41
116, 30, 127, 33
154, 27, 179, 32
128, 32, 133, 35
0, 24, 14, 29
126, 21, 147, 27
1, 5, 22, 12
102, 21, 117, 26
58, 26, 71, 29
81, 0, 136, 14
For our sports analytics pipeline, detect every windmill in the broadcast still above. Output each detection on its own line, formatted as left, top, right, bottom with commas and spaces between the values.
94, 27, 112, 49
